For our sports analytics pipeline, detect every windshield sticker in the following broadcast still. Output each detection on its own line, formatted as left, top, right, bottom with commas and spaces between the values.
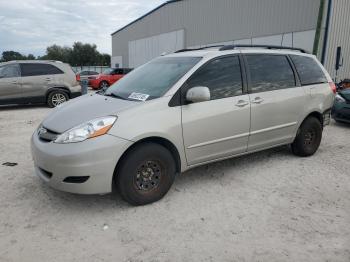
128, 92, 150, 101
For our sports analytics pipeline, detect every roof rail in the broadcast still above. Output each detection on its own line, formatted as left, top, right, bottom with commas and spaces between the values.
175, 45, 225, 53
219, 44, 308, 53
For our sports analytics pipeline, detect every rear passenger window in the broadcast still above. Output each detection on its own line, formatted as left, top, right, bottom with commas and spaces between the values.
0, 64, 20, 78
290, 55, 328, 86
246, 55, 296, 93
186, 56, 243, 100
20, 63, 63, 77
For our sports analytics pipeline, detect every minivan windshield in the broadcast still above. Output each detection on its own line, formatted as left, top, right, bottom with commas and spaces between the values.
104, 57, 201, 101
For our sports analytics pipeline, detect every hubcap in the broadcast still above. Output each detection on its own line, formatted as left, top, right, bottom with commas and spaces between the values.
101, 82, 108, 88
134, 161, 162, 191
51, 93, 67, 106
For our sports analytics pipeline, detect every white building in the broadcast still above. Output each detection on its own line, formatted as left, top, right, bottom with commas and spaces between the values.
111, 0, 350, 80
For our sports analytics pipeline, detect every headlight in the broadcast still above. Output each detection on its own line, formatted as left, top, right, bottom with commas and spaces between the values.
335, 93, 346, 103
54, 116, 117, 144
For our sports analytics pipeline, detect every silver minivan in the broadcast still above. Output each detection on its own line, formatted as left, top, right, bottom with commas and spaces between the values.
0, 60, 81, 107
31, 46, 335, 205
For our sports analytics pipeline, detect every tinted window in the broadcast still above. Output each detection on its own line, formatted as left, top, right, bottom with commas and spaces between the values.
186, 56, 243, 100
114, 69, 124, 74
246, 55, 296, 93
105, 57, 201, 101
20, 63, 63, 77
0, 64, 20, 78
290, 55, 327, 86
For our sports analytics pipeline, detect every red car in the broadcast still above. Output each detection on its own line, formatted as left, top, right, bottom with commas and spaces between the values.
88, 68, 133, 90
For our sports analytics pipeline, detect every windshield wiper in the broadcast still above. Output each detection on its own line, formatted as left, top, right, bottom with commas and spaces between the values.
104, 92, 129, 101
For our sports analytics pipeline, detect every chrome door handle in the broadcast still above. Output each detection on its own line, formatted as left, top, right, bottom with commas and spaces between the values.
251, 97, 264, 104
11, 81, 18, 84
235, 100, 249, 107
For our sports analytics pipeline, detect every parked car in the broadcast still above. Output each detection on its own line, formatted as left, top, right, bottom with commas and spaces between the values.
332, 89, 350, 123
88, 68, 133, 90
76, 70, 99, 82
31, 45, 335, 206
0, 60, 81, 107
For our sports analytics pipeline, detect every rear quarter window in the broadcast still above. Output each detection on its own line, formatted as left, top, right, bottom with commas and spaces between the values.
290, 55, 328, 86
20, 63, 64, 77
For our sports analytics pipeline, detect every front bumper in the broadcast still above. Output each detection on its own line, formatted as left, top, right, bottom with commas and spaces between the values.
31, 131, 132, 194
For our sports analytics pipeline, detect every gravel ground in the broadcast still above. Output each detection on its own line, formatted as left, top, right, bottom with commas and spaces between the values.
0, 105, 349, 262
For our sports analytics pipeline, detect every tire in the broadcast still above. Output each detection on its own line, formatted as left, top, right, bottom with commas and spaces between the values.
99, 81, 109, 90
291, 116, 322, 157
47, 90, 69, 108
116, 143, 176, 206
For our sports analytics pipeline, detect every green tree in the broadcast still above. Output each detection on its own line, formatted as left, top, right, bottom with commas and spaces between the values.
27, 54, 35, 60
1, 51, 26, 62
45, 45, 72, 63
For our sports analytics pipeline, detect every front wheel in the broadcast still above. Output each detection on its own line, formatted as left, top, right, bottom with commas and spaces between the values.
47, 90, 69, 108
291, 117, 322, 157
116, 143, 176, 206
99, 81, 109, 90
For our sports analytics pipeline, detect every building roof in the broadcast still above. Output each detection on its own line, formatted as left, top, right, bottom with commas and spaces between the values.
111, 0, 183, 36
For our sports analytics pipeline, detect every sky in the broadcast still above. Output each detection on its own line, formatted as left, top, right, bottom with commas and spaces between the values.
0, 0, 165, 56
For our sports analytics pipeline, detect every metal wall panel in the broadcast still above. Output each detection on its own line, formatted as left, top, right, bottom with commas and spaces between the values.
112, 0, 320, 67
323, 0, 350, 80
128, 29, 184, 68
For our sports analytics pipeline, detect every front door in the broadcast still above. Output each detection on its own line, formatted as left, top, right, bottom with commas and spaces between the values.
181, 55, 251, 165
244, 54, 307, 151
0, 63, 22, 104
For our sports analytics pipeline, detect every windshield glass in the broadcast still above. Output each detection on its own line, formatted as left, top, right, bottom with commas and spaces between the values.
104, 56, 201, 101
103, 68, 113, 75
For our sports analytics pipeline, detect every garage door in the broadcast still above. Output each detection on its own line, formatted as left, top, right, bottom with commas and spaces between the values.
128, 29, 185, 68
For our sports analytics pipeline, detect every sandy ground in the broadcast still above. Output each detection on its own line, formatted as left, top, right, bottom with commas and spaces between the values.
0, 105, 349, 262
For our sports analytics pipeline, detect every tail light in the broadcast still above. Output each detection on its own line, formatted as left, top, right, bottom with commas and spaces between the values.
76, 74, 80, 81
329, 82, 337, 94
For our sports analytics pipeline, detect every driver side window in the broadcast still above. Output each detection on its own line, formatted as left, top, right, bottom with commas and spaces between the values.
185, 56, 243, 100
0, 64, 20, 78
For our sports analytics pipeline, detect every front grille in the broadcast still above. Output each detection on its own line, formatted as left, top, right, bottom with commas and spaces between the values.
38, 127, 60, 142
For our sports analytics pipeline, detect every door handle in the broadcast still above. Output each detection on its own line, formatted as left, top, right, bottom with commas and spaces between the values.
235, 100, 249, 107
45, 78, 52, 81
11, 81, 18, 84
251, 97, 264, 104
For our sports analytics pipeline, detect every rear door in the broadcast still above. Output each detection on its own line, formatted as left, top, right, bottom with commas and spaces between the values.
0, 63, 21, 104
244, 54, 307, 151
20, 63, 64, 100
110, 68, 124, 84
181, 55, 251, 165
290, 55, 332, 110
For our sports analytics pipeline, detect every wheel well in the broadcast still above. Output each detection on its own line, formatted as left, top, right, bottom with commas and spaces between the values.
113, 137, 181, 183
305, 111, 323, 127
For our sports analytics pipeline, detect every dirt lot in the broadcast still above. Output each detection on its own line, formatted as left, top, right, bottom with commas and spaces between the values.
0, 105, 349, 262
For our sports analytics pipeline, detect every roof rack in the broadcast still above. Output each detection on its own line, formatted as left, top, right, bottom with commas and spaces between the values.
175, 45, 225, 53
219, 44, 308, 53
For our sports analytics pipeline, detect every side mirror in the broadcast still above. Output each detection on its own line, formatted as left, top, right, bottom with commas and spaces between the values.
186, 86, 211, 103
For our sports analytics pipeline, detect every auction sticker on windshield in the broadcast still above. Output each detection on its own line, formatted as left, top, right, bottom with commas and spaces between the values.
128, 92, 150, 101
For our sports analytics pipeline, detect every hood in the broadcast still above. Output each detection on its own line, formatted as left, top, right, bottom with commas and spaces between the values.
42, 93, 139, 133
340, 89, 350, 102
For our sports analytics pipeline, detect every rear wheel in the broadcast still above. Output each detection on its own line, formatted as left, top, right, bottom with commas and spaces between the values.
291, 117, 322, 157
116, 143, 176, 206
99, 81, 109, 90
47, 90, 69, 108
